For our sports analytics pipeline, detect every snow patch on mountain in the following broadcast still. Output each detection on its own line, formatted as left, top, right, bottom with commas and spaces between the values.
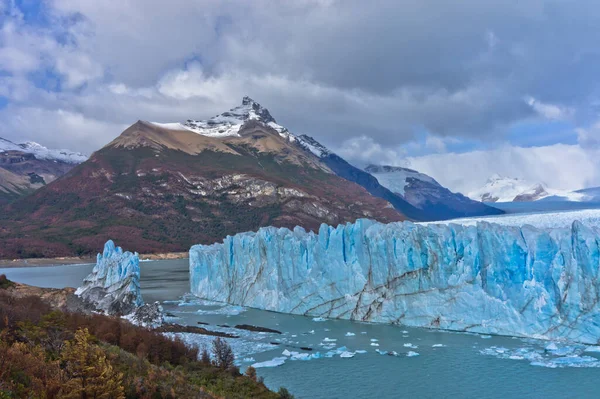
171, 96, 294, 140
0, 136, 86, 164
151, 97, 338, 161
365, 165, 439, 196
18, 141, 87, 164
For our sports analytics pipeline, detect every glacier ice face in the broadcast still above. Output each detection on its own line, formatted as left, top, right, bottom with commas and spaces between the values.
76, 240, 144, 315
190, 219, 600, 344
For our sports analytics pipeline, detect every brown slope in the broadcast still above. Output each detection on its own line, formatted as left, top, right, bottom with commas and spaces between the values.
0, 121, 403, 258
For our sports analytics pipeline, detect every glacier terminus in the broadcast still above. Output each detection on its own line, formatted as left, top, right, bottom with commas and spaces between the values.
190, 219, 600, 344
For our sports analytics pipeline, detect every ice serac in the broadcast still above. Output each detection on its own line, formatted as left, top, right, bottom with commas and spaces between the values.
76, 240, 163, 326
190, 220, 600, 344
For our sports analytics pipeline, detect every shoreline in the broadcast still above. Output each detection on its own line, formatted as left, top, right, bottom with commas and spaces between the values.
0, 251, 189, 268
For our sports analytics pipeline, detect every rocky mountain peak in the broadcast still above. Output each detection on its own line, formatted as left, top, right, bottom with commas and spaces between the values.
181, 96, 283, 137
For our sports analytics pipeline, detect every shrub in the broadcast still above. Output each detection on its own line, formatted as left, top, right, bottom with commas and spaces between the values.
278, 387, 295, 399
0, 275, 14, 290
245, 366, 257, 381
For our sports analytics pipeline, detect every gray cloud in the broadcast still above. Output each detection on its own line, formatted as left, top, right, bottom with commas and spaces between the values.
1, 0, 600, 164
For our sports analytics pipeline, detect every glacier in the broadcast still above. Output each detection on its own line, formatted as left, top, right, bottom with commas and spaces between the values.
76, 240, 163, 325
190, 219, 600, 344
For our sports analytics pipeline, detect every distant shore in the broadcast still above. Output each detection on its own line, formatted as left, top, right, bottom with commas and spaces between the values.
0, 252, 189, 268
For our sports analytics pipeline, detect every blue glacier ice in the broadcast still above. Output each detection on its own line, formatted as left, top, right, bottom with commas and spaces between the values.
190, 219, 600, 344
76, 240, 163, 325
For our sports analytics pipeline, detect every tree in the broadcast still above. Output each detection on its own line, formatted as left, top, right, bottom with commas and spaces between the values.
200, 345, 211, 365
60, 328, 125, 399
211, 337, 235, 370
278, 387, 295, 399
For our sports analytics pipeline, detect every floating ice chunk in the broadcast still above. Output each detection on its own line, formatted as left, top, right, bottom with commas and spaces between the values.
370, 339, 379, 342
345, 332, 356, 337
340, 351, 355, 358
252, 357, 287, 368
361, 332, 367, 335
370, 343, 380, 347
585, 346, 600, 353
548, 346, 578, 357
480, 335, 492, 339
402, 331, 409, 334
355, 350, 368, 354
282, 349, 292, 357
403, 343, 418, 349
545, 342, 559, 351
313, 317, 327, 322
406, 351, 420, 357
323, 337, 337, 342
242, 357, 255, 363
291, 335, 297, 338
376, 349, 388, 355
308, 330, 315, 334
290, 353, 310, 361
432, 344, 446, 348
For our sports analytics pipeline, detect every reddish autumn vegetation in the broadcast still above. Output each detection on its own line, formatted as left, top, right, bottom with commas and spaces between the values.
0, 284, 292, 398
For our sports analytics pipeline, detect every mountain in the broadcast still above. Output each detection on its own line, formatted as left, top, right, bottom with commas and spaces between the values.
364, 165, 502, 220
468, 175, 551, 202
469, 174, 595, 203
0, 97, 405, 258
292, 136, 430, 220
0, 137, 86, 205
539, 186, 600, 203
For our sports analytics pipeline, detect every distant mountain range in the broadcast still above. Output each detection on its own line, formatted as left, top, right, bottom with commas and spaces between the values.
0, 97, 501, 258
0, 137, 86, 205
365, 165, 502, 220
469, 174, 598, 203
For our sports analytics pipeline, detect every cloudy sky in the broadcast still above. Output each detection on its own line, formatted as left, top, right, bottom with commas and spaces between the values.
1, 0, 600, 194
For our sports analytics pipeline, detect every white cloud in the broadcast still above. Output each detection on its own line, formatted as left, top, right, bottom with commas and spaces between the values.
402, 143, 600, 194
336, 136, 405, 165
0, 106, 128, 153
55, 51, 104, 89
525, 96, 573, 120
577, 123, 600, 149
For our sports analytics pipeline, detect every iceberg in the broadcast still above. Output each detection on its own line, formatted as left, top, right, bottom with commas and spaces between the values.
190, 219, 600, 344
76, 240, 163, 326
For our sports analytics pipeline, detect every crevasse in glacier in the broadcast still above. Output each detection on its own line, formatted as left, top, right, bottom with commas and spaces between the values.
190, 219, 600, 344
76, 240, 144, 315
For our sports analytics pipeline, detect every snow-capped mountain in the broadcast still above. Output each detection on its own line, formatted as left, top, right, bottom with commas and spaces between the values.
0, 136, 87, 205
151, 97, 428, 220
365, 165, 502, 220
469, 175, 551, 202
0, 137, 87, 164
2, 97, 409, 257
17, 141, 87, 164
153, 96, 329, 157
469, 174, 592, 203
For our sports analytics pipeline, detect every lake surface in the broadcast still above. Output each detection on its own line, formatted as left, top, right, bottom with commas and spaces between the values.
2, 260, 599, 399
